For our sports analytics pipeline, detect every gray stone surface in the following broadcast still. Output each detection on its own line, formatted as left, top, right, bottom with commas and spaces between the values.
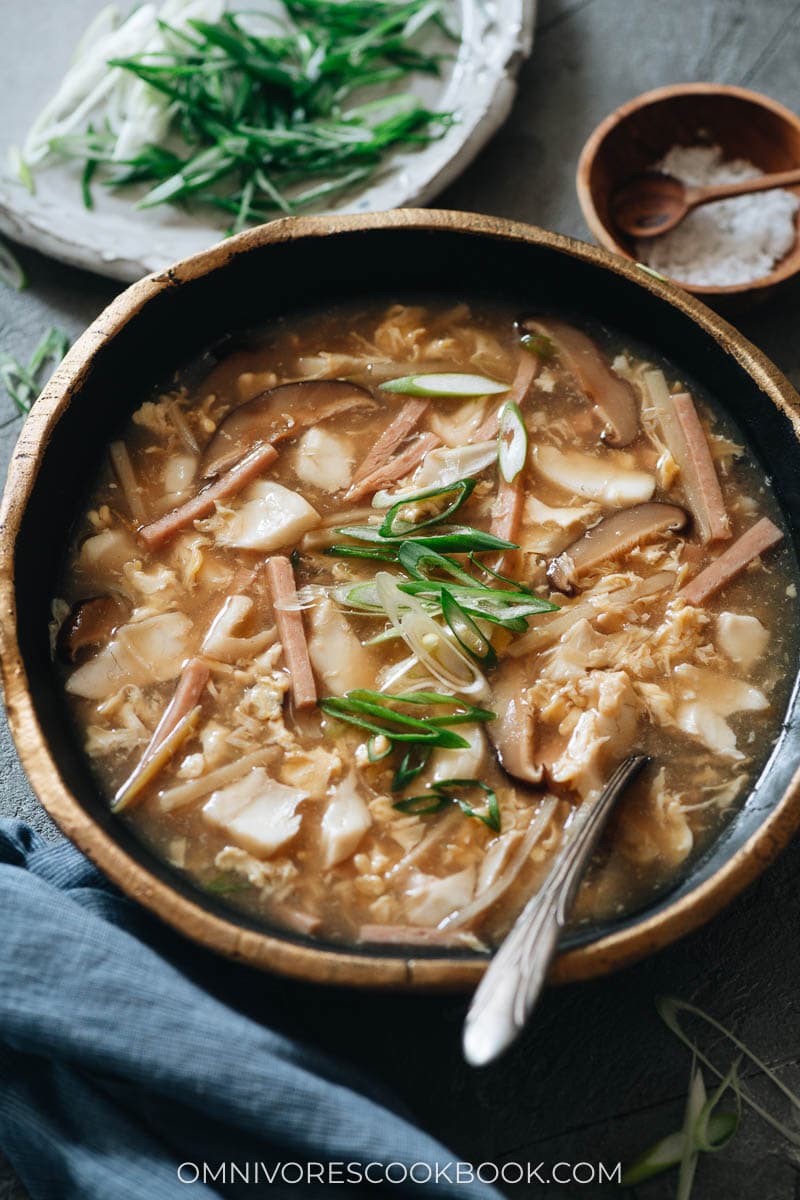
3, 1, 800, 1197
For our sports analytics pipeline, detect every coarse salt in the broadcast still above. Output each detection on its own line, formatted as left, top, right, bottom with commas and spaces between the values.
636, 144, 800, 287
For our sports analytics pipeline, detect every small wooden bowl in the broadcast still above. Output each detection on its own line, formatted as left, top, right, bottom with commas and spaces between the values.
577, 83, 800, 307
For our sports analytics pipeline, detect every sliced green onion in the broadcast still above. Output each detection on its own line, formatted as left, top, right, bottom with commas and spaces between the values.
380, 373, 509, 398
336, 524, 516, 553
320, 696, 470, 748
399, 779, 501, 831
520, 331, 555, 361
367, 735, 394, 763
379, 479, 475, 537
0, 239, 27, 291
392, 744, 431, 791
468, 552, 535, 595
393, 791, 450, 815
441, 588, 497, 667
325, 544, 399, 562
397, 541, 476, 586
347, 690, 495, 725
497, 399, 528, 484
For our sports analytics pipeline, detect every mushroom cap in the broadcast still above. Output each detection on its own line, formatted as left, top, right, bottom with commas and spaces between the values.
200, 379, 375, 478
519, 316, 640, 447
56, 594, 130, 664
548, 502, 688, 593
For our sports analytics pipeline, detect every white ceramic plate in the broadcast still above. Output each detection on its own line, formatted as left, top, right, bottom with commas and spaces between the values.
0, 0, 535, 282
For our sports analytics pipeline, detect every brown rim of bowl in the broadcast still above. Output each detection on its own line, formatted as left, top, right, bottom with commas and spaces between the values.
576, 82, 800, 298
2, 208, 800, 990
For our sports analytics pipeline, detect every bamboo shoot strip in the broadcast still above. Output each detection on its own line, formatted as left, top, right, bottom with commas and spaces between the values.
266, 555, 317, 710
110, 440, 145, 522
139, 441, 278, 549
680, 517, 783, 606
344, 432, 441, 502
113, 658, 210, 812
645, 370, 731, 544
347, 398, 429, 491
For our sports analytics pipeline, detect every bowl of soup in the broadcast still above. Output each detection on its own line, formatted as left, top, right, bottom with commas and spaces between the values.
2, 210, 799, 989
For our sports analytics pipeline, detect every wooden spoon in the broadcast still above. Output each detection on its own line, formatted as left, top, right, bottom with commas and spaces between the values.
462, 753, 650, 1067
612, 167, 800, 239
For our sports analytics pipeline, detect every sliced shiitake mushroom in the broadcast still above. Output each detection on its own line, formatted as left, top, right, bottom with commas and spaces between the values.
519, 316, 639, 446
56, 594, 131, 664
200, 380, 375, 478
547, 502, 688, 593
487, 660, 544, 785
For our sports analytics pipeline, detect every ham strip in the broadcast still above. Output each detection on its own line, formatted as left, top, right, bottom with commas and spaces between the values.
671, 392, 731, 541
680, 517, 783, 606
266, 555, 317, 709
344, 432, 441, 502
347, 398, 429, 491
139, 442, 278, 549
114, 657, 210, 810
489, 475, 525, 571
472, 349, 539, 441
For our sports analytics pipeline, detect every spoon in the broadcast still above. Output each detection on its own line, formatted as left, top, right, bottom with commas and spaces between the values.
611, 167, 800, 239
462, 753, 650, 1067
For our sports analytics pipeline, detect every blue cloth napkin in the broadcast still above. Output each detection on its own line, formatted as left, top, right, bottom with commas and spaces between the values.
0, 819, 500, 1200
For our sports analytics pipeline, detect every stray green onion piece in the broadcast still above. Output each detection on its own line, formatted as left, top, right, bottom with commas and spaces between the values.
0, 238, 27, 292
395, 778, 501, 832
0, 326, 70, 414
497, 399, 528, 484
520, 331, 555, 361
380, 373, 510, 398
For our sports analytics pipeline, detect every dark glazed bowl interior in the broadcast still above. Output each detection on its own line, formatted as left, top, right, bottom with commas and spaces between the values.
6, 212, 800, 986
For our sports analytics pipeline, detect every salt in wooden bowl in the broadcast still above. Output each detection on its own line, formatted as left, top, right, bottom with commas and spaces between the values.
576, 83, 800, 307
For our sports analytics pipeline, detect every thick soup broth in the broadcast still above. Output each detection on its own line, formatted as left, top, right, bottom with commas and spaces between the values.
53, 299, 795, 949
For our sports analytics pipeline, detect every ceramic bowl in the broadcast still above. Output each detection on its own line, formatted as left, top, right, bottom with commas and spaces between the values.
2, 209, 800, 989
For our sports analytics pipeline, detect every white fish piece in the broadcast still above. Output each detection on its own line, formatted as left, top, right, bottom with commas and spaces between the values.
405, 865, 477, 927
216, 481, 319, 552
411, 440, 498, 489
202, 595, 275, 663
675, 703, 742, 760
532, 445, 655, 507
321, 773, 372, 867
294, 427, 354, 492
307, 599, 373, 696
66, 612, 192, 699
524, 495, 598, 529
716, 611, 769, 670
78, 527, 138, 578
673, 664, 768, 717
549, 670, 639, 798
672, 663, 768, 761
203, 767, 305, 858
427, 398, 488, 447
163, 453, 197, 499
427, 724, 486, 784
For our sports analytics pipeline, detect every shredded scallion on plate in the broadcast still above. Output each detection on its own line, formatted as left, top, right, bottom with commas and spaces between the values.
22, 0, 456, 225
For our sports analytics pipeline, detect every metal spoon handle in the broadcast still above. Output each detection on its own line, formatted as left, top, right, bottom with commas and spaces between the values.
462, 754, 649, 1067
